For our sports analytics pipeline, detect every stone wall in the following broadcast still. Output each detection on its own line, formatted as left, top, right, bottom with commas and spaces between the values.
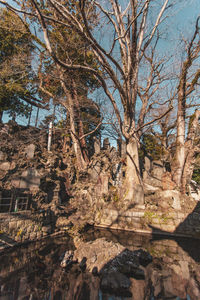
94, 207, 200, 238
0, 210, 55, 244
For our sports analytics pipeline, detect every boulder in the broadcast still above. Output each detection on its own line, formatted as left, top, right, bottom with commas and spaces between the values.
93, 137, 101, 154
25, 144, 36, 159
0, 151, 7, 161
73, 238, 124, 272
0, 162, 11, 171
134, 249, 153, 267
157, 190, 181, 210
100, 271, 131, 295
133, 184, 145, 205
152, 160, 165, 178
60, 250, 74, 268
103, 138, 110, 150
60, 238, 153, 297
144, 183, 160, 195
162, 172, 176, 190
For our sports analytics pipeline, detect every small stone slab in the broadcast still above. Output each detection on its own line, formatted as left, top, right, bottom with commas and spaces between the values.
25, 144, 36, 159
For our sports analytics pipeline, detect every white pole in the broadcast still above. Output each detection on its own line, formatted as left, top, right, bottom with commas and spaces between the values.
48, 121, 53, 152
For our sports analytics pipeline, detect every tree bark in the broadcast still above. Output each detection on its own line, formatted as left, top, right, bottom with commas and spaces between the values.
181, 110, 200, 192
71, 79, 89, 164
125, 135, 142, 199
58, 69, 88, 170
172, 88, 186, 189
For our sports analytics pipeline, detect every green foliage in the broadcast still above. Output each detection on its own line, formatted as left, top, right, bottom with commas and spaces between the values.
0, 8, 39, 120
192, 168, 200, 184
37, 1, 102, 147
141, 133, 165, 160
188, 113, 196, 131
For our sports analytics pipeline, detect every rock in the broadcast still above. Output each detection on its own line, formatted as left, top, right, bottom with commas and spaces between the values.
172, 261, 190, 280
157, 190, 181, 210
172, 196, 181, 210
100, 271, 131, 295
189, 181, 200, 201
159, 201, 171, 209
162, 172, 176, 190
144, 183, 160, 195
100, 173, 109, 195
0, 151, 7, 161
103, 138, 110, 150
92, 266, 99, 276
134, 249, 153, 267
152, 160, 165, 178
79, 257, 87, 271
61, 250, 74, 268
93, 137, 101, 154
89, 160, 101, 181
0, 162, 11, 171
144, 156, 151, 172
118, 262, 145, 279
42, 225, 51, 233
74, 238, 125, 272
133, 184, 145, 205
25, 144, 36, 159
0, 161, 15, 171
20, 168, 40, 189
101, 248, 149, 280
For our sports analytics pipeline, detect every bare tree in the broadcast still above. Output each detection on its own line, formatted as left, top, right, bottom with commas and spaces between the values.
0, 0, 177, 201
171, 17, 200, 193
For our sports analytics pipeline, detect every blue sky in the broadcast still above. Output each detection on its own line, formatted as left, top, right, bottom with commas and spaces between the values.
1, 0, 200, 127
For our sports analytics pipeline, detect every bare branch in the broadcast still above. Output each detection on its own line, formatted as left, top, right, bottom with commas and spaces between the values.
79, 120, 102, 140
136, 105, 173, 133
140, 0, 169, 59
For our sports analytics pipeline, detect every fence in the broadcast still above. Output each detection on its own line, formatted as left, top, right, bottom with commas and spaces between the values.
0, 193, 30, 213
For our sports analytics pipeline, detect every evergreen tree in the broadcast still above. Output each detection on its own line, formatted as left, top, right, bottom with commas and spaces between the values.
0, 8, 46, 122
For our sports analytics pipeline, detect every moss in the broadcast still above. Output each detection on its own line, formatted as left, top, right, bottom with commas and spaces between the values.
144, 211, 156, 223
16, 229, 23, 237
113, 192, 119, 202
161, 213, 171, 224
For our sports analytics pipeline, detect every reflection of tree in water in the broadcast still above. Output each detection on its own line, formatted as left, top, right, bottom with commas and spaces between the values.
0, 230, 200, 300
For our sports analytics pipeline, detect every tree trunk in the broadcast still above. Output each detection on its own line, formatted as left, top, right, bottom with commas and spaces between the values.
58, 68, 88, 170
181, 110, 200, 192
35, 107, 39, 127
172, 86, 186, 190
28, 106, 32, 127
124, 135, 143, 203
66, 91, 87, 170
71, 79, 89, 163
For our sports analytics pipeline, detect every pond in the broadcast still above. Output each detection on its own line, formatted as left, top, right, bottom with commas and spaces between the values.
0, 229, 200, 300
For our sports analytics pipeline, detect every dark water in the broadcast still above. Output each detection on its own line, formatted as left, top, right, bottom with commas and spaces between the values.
0, 229, 200, 300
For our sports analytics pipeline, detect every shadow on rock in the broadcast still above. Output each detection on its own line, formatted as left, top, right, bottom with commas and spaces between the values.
61, 238, 152, 298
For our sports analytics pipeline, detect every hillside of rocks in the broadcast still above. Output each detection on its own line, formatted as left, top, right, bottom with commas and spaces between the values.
0, 121, 200, 233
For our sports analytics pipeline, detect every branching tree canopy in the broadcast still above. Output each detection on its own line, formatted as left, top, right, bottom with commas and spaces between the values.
0, 0, 176, 200
0, 8, 47, 122
1, 0, 199, 199
35, 2, 101, 167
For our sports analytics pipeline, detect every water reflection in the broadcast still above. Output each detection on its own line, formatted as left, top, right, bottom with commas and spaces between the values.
0, 230, 200, 300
